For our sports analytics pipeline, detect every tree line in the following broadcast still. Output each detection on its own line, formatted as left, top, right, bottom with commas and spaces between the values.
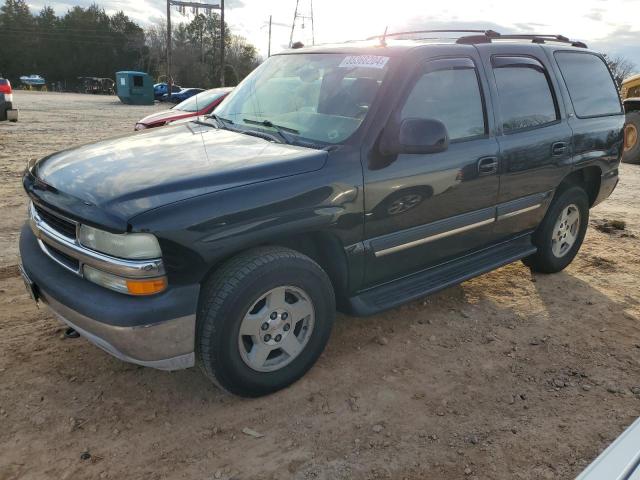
0, 0, 261, 90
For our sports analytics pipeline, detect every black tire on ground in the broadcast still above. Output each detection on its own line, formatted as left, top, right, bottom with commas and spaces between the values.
622, 111, 640, 164
523, 186, 589, 273
196, 246, 335, 397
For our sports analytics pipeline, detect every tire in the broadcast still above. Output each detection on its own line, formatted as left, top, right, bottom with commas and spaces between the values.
622, 111, 640, 164
197, 246, 335, 397
523, 186, 589, 273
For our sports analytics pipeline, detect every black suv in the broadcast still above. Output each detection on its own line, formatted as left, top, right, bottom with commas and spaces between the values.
19, 31, 624, 396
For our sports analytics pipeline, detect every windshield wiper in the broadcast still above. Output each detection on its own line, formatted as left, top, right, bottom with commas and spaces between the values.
206, 113, 234, 130
242, 118, 299, 144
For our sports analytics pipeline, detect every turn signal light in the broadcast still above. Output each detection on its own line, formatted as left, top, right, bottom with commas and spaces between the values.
126, 277, 167, 295
83, 264, 167, 296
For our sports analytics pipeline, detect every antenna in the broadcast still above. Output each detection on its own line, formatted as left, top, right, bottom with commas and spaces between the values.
380, 26, 388, 46
289, 0, 315, 47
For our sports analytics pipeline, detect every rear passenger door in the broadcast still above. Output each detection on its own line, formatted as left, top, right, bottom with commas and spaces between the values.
551, 50, 624, 181
477, 45, 574, 238
362, 55, 501, 287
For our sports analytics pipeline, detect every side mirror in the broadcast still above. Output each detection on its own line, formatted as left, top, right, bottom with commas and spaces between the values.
380, 118, 449, 155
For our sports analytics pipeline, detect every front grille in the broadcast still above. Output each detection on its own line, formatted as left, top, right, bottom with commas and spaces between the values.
45, 243, 80, 272
34, 204, 77, 239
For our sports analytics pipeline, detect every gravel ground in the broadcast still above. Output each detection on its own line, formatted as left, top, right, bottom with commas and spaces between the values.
1, 90, 639, 480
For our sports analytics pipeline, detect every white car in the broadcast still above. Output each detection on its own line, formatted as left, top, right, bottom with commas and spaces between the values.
0, 78, 18, 122
577, 417, 640, 479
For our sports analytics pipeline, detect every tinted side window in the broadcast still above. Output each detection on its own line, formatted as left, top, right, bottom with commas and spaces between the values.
401, 65, 486, 141
555, 52, 622, 117
493, 59, 558, 133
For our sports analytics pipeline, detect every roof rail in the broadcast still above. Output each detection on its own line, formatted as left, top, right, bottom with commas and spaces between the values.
364, 28, 587, 49
366, 29, 497, 40
457, 31, 588, 48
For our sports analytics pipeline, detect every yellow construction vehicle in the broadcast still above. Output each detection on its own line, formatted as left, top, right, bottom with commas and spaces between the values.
622, 73, 640, 164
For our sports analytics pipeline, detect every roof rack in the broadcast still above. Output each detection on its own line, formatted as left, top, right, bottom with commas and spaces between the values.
471, 31, 588, 48
365, 28, 587, 48
366, 29, 500, 46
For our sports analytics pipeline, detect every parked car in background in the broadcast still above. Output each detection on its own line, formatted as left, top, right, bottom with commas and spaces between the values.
576, 417, 640, 480
621, 73, 640, 164
135, 87, 232, 130
19, 30, 624, 397
153, 82, 181, 100
161, 88, 204, 104
0, 78, 18, 122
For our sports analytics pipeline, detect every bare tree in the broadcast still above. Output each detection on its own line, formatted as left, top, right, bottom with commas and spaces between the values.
603, 54, 636, 89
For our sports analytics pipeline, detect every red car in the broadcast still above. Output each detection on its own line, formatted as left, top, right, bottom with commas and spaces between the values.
134, 87, 232, 130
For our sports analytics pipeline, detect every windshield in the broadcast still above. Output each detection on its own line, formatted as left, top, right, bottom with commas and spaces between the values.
175, 89, 225, 112
215, 53, 391, 144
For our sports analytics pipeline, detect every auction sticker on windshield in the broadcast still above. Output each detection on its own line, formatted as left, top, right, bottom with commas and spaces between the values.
339, 55, 389, 69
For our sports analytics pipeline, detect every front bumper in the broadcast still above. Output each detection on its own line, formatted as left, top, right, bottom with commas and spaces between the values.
19, 223, 199, 371
41, 291, 195, 370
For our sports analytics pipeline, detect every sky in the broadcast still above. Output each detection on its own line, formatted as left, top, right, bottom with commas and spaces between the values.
26, 0, 640, 71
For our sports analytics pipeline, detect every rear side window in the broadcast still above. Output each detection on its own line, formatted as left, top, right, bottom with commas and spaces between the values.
555, 52, 622, 118
492, 57, 558, 133
401, 59, 487, 141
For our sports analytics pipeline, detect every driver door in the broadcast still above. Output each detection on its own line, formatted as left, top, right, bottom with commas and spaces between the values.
362, 55, 501, 288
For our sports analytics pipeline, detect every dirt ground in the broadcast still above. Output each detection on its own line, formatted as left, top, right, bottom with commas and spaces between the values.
1, 91, 639, 480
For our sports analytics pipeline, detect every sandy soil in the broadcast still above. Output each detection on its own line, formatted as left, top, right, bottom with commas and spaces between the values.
1, 91, 639, 480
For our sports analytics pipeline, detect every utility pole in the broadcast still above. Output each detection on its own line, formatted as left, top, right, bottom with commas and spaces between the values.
166, 0, 172, 98
289, 0, 298, 48
310, 0, 314, 45
268, 15, 272, 57
289, 0, 315, 47
166, 0, 223, 94
220, 0, 225, 87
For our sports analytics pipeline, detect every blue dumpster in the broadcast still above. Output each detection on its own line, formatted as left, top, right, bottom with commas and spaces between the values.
115, 71, 154, 105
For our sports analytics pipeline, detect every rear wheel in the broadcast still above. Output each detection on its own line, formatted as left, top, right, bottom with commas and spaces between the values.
197, 247, 335, 397
622, 111, 640, 164
523, 186, 589, 273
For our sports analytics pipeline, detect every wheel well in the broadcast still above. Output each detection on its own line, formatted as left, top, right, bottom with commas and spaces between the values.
558, 167, 601, 207
200, 231, 350, 304
261, 232, 349, 301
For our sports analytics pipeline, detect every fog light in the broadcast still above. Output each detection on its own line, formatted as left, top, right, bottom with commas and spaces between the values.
83, 265, 166, 296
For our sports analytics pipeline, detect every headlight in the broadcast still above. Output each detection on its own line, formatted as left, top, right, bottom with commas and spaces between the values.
83, 265, 167, 296
135, 123, 147, 131
79, 225, 162, 260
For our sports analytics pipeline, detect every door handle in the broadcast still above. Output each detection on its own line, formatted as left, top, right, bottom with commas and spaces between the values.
552, 142, 568, 156
477, 156, 498, 176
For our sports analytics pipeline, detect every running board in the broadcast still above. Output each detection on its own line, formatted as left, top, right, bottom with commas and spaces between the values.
348, 235, 537, 316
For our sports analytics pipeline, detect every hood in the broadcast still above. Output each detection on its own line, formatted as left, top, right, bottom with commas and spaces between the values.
138, 108, 193, 125
27, 123, 327, 231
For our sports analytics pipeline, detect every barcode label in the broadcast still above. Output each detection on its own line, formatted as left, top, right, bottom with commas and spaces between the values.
338, 55, 390, 69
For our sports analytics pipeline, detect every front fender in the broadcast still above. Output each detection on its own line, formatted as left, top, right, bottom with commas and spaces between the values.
129, 154, 365, 286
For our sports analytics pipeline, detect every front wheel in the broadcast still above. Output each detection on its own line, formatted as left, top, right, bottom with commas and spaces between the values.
523, 186, 589, 273
197, 247, 335, 397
